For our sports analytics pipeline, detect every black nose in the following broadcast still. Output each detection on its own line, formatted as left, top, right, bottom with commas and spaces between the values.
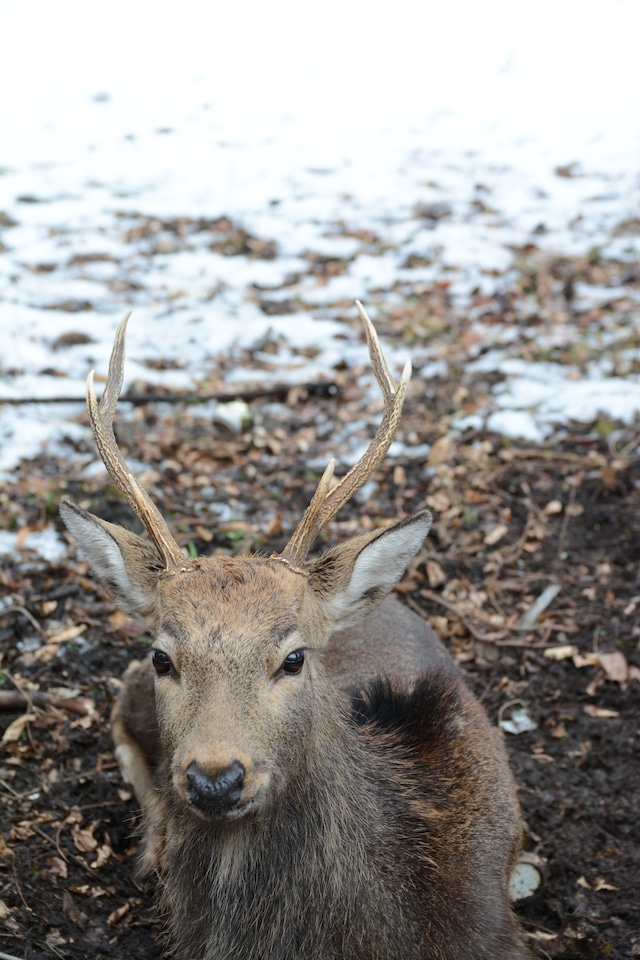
185, 759, 245, 815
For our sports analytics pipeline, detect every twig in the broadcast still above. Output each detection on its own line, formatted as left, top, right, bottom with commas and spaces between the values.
0, 605, 46, 637
0, 777, 94, 857
73, 798, 126, 812
498, 447, 606, 467
556, 486, 576, 558
0, 779, 22, 800
10, 858, 29, 913
618, 432, 640, 458
420, 589, 512, 642
0, 380, 338, 407
517, 584, 561, 629
0, 691, 90, 716
420, 590, 558, 648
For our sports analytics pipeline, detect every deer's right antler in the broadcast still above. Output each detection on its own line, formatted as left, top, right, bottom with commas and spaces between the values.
279, 301, 411, 567
86, 313, 191, 574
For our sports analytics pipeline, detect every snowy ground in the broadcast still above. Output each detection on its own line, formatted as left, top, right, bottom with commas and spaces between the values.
1, 0, 639, 493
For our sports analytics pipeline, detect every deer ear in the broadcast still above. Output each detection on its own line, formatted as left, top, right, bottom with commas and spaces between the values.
308, 510, 431, 629
60, 498, 163, 621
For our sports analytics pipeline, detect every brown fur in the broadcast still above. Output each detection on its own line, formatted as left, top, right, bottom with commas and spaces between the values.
59, 500, 529, 959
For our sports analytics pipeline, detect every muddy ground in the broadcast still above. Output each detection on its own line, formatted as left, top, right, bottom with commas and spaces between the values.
0, 256, 639, 958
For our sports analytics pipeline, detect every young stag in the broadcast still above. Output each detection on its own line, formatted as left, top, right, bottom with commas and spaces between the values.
60, 303, 528, 960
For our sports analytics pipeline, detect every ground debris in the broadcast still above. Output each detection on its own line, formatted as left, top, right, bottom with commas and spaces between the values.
1, 246, 640, 957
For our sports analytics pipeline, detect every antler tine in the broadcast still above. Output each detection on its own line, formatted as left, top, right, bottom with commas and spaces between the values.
280, 301, 411, 566
86, 312, 189, 574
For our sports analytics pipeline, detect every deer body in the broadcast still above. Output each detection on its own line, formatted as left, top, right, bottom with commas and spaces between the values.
60, 304, 528, 959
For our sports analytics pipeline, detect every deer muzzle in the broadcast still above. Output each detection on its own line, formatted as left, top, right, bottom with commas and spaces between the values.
185, 759, 245, 816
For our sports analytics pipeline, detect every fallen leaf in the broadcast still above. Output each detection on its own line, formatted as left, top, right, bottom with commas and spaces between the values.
45, 931, 68, 949
428, 435, 456, 466
550, 722, 567, 739
63, 890, 88, 930
484, 523, 509, 546
71, 821, 99, 854
426, 560, 447, 587
2, 712, 36, 743
265, 515, 283, 537
464, 489, 487, 504
107, 902, 131, 926
47, 624, 86, 644
32, 643, 62, 663
572, 651, 600, 668
90, 843, 112, 869
46, 856, 68, 879
544, 644, 577, 661
429, 616, 448, 638
52, 331, 95, 350
10, 823, 36, 841
500, 706, 537, 735
426, 490, 452, 513
583, 705, 620, 719
395, 578, 418, 594
593, 876, 617, 891
600, 463, 617, 491
63, 809, 83, 827
597, 651, 628, 683
195, 524, 214, 542
15, 526, 34, 549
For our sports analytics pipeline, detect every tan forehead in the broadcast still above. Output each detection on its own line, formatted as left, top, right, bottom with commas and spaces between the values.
157, 556, 308, 635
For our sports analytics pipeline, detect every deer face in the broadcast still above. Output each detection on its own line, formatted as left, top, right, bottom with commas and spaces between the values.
150, 558, 327, 821
60, 501, 431, 822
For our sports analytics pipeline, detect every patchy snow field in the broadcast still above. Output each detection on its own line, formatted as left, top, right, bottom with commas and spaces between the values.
1, 10, 640, 956
1, 0, 639, 482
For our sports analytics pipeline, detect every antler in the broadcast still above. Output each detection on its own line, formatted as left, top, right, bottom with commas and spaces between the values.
86, 312, 190, 574
280, 301, 411, 566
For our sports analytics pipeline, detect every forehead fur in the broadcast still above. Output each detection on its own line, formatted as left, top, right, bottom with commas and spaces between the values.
156, 555, 309, 645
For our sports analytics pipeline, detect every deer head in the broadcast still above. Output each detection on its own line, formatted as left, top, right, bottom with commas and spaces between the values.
60, 304, 431, 821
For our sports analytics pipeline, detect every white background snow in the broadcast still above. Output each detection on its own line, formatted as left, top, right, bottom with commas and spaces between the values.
1, 0, 639, 560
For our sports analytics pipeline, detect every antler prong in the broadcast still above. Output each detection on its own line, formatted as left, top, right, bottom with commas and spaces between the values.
86, 313, 189, 574
280, 302, 411, 566
356, 300, 396, 402
278, 459, 335, 565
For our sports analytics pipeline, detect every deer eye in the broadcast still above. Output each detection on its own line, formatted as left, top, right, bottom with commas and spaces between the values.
281, 649, 305, 675
152, 649, 173, 677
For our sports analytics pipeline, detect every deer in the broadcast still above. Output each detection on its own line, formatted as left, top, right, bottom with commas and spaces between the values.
59, 302, 529, 960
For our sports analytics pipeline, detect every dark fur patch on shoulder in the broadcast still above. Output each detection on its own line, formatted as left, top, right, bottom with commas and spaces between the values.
349, 671, 463, 753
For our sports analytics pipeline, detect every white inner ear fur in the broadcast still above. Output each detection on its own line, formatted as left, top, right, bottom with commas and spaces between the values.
61, 506, 150, 613
329, 514, 431, 628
